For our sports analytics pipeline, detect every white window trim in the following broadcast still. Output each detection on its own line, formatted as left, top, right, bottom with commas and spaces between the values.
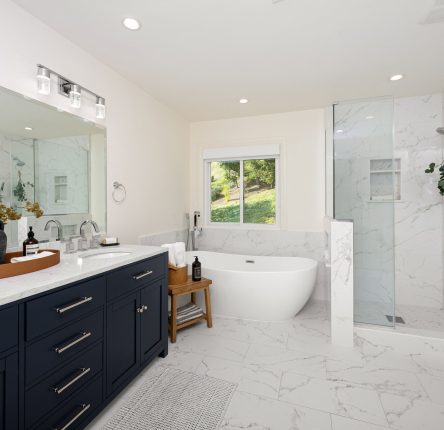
204, 155, 281, 230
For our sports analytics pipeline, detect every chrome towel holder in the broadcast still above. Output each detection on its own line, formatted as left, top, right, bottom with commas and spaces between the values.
112, 181, 126, 204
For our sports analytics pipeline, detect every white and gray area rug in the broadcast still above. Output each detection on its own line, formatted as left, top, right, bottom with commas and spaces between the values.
102, 367, 236, 430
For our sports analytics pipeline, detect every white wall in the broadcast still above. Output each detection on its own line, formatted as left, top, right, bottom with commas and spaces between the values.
189, 109, 326, 232
0, 0, 189, 243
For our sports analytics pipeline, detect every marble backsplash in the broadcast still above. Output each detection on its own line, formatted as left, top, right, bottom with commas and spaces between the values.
139, 228, 328, 301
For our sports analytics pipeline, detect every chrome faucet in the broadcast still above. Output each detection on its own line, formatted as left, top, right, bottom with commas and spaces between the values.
44, 219, 63, 241
79, 220, 99, 237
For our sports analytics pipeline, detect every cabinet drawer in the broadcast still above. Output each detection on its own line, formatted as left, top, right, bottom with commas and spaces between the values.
107, 254, 166, 301
0, 305, 18, 353
33, 375, 103, 430
26, 343, 102, 429
26, 310, 103, 385
26, 276, 106, 340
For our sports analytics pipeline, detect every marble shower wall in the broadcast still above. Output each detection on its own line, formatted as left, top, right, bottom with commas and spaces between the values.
394, 94, 444, 308
35, 136, 89, 215
335, 93, 444, 312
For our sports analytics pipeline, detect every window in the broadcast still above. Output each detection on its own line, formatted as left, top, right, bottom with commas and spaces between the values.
207, 157, 279, 226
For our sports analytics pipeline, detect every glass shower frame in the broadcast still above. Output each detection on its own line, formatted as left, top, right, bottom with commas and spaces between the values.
333, 96, 396, 327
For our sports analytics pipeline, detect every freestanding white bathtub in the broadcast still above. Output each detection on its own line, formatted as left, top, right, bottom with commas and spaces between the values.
186, 251, 317, 322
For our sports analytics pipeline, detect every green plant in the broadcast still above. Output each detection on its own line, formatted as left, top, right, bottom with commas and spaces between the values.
425, 162, 444, 195
13, 171, 34, 202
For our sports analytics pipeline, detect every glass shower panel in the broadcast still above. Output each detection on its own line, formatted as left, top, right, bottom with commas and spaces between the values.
334, 97, 395, 327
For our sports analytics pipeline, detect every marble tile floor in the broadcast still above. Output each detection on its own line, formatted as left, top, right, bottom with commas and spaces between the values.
87, 300, 444, 430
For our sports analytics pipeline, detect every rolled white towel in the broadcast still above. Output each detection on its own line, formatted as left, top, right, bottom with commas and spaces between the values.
173, 242, 186, 268
11, 251, 54, 263
161, 244, 176, 266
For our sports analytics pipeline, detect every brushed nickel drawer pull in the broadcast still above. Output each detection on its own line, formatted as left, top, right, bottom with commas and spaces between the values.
133, 270, 153, 280
51, 367, 91, 395
54, 332, 92, 354
53, 403, 91, 430
55, 297, 93, 314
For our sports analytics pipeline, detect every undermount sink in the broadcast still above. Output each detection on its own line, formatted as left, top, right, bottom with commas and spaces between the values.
80, 250, 132, 260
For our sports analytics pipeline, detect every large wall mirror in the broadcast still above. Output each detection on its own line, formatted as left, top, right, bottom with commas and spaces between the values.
0, 86, 106, 248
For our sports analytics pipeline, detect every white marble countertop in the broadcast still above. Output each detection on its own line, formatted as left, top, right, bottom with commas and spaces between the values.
0, 244, 167, 307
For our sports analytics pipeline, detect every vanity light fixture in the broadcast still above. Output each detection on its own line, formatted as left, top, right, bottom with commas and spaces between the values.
239, 98, 249, 104
95, 96, 106, 119
36, 64, 106, 119
69, 84, 81, 109
390, 74, 404, 81
122, 17, 141, 30
36, 65, 51, 95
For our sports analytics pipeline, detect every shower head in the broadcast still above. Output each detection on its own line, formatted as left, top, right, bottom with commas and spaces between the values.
437, 127, 444, 135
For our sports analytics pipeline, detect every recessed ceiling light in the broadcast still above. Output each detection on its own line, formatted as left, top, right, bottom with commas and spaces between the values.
24, 126, 33, 131
366, 115, 375, 120
239, 98, 249, 104
336, 129, 344, 133
390, 74, 404, 81
122, 17, 141, 30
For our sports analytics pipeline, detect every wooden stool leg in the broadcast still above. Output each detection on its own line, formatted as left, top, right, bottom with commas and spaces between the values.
204, 286, 213, 328
191, 292, 197, 305
171, 294, 177, 343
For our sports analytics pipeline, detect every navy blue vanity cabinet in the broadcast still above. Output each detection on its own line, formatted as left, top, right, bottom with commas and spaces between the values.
140, 279, 167, 364
0, 353, 18, 430
106, 291, 139, 394
0, 250, 167, 430
0, 305, 19, 430
106, 253, 168, 396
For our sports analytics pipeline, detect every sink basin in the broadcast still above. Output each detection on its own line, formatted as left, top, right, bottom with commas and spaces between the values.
80, 251, 132, 260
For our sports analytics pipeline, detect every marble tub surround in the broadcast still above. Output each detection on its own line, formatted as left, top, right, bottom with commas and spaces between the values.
139, 229, 188, 248
0, 244, 166, 306
87, 300, 444, 430
196, 227, 328, 301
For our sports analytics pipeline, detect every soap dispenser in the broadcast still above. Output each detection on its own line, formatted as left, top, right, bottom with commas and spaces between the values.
23, 227, 39, 256
192, 256, 202, 281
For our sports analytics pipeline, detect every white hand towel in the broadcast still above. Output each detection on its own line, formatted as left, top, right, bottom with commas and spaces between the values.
161, 244, 176, 266
11, 251, 54, 263
173, 242, 186, 268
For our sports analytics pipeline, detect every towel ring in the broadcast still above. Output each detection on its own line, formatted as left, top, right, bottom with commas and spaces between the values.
112, 181, 126, 204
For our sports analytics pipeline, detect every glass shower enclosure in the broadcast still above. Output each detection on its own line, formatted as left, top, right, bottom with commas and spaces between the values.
333, 96, 396, 327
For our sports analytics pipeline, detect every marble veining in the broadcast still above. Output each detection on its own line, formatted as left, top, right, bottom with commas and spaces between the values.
330, 220, 354, 346
0, 244, 166, 306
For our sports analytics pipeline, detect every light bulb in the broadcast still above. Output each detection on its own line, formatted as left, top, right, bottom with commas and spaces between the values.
37, 66, 51, 95
69, 84, 81, 108
95, 96, 106, 119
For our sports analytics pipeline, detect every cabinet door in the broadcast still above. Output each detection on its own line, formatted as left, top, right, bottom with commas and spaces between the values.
106, 292, 139, 395
0, 353, 18, 430
140, 280, 165, 363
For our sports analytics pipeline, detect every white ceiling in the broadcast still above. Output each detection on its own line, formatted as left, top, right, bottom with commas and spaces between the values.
12, 0, 444, 121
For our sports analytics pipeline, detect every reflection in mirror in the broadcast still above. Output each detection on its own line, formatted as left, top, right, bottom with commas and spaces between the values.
0, 86, 106, 248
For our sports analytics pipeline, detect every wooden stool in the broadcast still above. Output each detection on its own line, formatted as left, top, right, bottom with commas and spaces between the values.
168, 277, 213, 343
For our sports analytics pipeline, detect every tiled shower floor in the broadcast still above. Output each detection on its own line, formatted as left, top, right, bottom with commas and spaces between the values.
355, 300, 444, 338
87, 300, 444, 430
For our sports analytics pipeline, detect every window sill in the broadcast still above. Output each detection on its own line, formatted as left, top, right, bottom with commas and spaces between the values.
205, 223, 281, 231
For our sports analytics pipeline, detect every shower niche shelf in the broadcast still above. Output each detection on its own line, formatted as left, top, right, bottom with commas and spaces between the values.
369, 158, 401, 201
